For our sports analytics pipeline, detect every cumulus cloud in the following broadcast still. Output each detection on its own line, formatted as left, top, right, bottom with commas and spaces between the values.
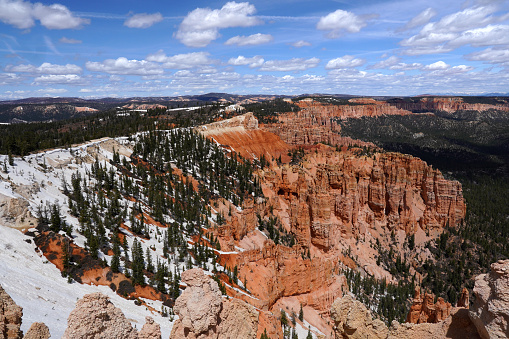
259, 57, 320, 72
325, 55, 365, 69
228, 55, 264, 68
0, 0, 89, 29
398, 8, 437, 32
400, 4, 507, 55
6, 62, 82, 74
86, 57, 163, 75
176, 1, 262, 47
146, 50, 213, 69
124, 12, 163, 28
317, 9, 367, 38
424, 61, 449, 70
224, 33, 273, 46
291, 40, 311, 48
59, 37, 82, 44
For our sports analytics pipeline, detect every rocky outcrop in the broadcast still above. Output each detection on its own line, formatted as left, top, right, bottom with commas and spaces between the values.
0, 284, 23, 339
331, 295, 480, 339
139, 317, 161, 339
170, 268, 259, 339
23, 323, 50, 339
470, 259, 509, 339
62, 292, 138, 339
406, 287, 451, 324
331, 294, 388, 338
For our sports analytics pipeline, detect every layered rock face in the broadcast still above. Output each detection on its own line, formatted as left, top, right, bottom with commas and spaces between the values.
62, 292, 138, 339
406, 287, 452, 324
264, 98, 409, 146
0, 285, 23, 339
170, 268, 259, 339
197, 112, 289, 160
390, 97, 509, 113
470, 259, 509, 339
270, 151, 465, 249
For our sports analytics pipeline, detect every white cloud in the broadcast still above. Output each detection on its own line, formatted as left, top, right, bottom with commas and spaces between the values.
224, 33, 273, 46
33, 3, 89, 29
399, 8, 437, 31
467, 47, 509, 65
86, 57, 163, 75
59, 37, 82, 44
424, 61, 449, 70
370, 56, 400, 69
317, 9, 367, 38
124, 12, 163, 29
33, 74, 82, 84
0, 0, 33, 29
6, 62, 82, 74
0, 0, 89, 29
291, 40, 311, 48
176, 1, 262, 47
448, 25, 509, 48
146, 50, 213, 69
400, 4, 505, 55
259, 57, 320, 72
228, 55, 264, 68
325, 55, 365, 69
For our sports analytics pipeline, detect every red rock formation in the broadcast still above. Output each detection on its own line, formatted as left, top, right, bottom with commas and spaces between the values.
0, 284, 23, 339
457, 287, 469, 308
406, 287, 452, 324
390, 97, 509, 113
267, 151, 465, 248
264, 98, 409, 146
197, 112, 290, 160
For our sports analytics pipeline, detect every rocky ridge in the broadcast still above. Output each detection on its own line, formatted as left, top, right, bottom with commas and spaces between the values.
390, 97, 509, 113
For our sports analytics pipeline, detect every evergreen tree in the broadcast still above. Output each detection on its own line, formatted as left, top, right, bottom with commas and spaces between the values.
131, 238, 145, 285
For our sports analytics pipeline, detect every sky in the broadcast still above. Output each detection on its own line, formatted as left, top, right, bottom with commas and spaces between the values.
0, 0, 509, 99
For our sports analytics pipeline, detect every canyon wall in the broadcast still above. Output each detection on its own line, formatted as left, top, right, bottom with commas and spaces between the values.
389, 97, 509, 113
264, 98, 409, 146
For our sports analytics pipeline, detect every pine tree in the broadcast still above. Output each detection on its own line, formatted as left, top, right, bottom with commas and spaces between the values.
111, 238, 121, 273
131, 238, 145, 285
299, 303, 304, 322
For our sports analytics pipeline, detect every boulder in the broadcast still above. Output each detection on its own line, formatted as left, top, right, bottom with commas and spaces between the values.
470, 259, 509, 339
62, 292, 138, 339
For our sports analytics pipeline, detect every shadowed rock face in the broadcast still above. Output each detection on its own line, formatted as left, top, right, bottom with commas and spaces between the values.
170, 268, 259, 339
0, 284, 23, 339
470, 259, 509, 339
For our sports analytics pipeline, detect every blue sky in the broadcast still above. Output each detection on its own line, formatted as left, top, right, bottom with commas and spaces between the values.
1, 0, 509, 98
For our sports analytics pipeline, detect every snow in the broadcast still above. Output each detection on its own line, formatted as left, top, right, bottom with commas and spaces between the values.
0, 225, 174, 338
